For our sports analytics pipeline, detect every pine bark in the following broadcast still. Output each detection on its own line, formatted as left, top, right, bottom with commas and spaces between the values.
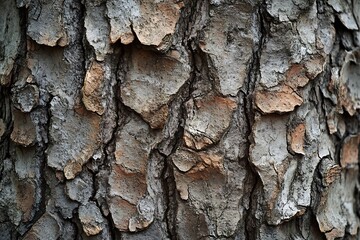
1, 0, 360, 239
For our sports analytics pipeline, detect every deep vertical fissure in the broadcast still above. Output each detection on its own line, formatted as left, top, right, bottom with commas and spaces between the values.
243, 2, 267, 239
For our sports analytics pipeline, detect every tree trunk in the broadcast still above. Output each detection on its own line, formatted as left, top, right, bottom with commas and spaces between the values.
1, 0, 360, 239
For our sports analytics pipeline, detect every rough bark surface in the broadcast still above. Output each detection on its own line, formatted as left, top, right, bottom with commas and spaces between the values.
1, 0, 360, 239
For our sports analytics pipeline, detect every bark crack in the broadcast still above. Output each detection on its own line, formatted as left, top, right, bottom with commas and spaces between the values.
243, 1, 267, 239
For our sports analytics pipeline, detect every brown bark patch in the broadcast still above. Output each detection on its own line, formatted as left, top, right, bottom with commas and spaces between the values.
10, 109, 36, 147
109, 164, 147, 204
255, 86, 303, 113
109, 197, 137, 232
184, 95, 237, 150
288, 123, 306, 155
82, 61, 105, 115
340, 134, 360, 168
285, 64, 310, 88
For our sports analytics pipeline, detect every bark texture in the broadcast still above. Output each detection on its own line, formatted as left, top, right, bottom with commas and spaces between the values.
1, 0, 360, 239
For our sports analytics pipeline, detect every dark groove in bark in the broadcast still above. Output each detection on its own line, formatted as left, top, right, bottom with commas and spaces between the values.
160, 152, 177, 240
157, 1, 204, 239
102, 43, 126, 240
311, 155, 329, 239
9, 5, 38, 239
243, 1, 267, 239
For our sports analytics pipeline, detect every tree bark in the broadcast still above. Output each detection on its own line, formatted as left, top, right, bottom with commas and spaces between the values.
1, 0, 360, 239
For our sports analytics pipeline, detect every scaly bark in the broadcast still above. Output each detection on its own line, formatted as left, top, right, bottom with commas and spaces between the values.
1, 0, 360, 239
